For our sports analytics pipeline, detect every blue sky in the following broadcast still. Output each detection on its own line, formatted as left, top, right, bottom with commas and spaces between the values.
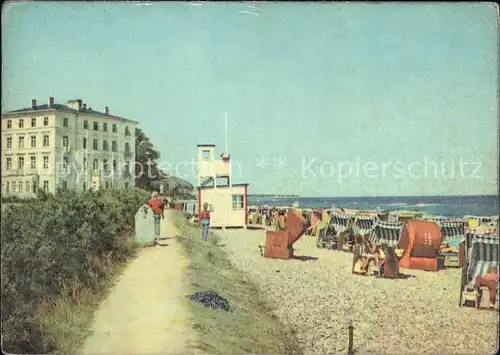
2, 2, 498, 197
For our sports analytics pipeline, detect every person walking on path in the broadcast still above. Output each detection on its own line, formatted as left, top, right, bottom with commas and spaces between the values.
200, 202, 211, 241
147, 191, 165, 243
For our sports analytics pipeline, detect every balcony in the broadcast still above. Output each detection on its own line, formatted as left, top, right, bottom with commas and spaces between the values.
4, 169, 24, 177
197, 160, 230, 178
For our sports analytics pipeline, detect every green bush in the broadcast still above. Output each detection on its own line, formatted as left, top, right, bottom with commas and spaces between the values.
1, 188, 150, 353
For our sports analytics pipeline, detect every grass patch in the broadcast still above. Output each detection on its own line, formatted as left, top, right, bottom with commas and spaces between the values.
173, 213, 302, 354
35, 257, 133, 354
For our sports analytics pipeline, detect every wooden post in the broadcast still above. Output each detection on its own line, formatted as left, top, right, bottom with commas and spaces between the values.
347, 323, 354, 355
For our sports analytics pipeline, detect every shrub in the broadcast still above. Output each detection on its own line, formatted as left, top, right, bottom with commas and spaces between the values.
1, 188, 150, 353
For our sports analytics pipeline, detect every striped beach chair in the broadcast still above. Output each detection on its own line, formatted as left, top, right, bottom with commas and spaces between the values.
352, 220, 404, 277
368, 220, 404, 248
327, 212, 353, 251
353, 215, 376, 238
439, 221, 466, 268
460, 233, 499, 308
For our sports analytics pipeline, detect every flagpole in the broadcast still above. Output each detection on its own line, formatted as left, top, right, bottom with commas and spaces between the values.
225, 111, 232, 188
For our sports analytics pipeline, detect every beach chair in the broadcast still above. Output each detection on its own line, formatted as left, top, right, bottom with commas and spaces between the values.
327, 212, 352, 251
460, 233, 499, 309
352, 220, 404, 278
315, 210, 331, 248
352, 215, 376, 247
439, 221, 466, 268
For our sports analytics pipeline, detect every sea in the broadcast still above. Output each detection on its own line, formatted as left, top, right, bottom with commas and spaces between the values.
247, 195, 499, 218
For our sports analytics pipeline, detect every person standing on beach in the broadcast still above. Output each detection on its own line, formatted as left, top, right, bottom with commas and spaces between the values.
147, 191, 165, 242
200, 202, 211, 241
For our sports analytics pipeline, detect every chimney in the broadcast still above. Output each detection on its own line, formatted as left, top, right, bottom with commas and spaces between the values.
48, 96, 54, 106
31, 99, 37, 108
82, 103, 87, 110
104, 106, 109, 115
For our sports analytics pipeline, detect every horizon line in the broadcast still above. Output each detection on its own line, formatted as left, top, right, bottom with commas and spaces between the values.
248, 193, 499, 198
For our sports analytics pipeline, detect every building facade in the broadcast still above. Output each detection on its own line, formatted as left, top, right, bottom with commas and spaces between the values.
1, 97, 137, 196
196, 144, 248, 228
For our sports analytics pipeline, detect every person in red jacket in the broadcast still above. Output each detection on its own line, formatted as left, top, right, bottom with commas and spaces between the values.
147, 191, 165, 240
199, 202, 211, 241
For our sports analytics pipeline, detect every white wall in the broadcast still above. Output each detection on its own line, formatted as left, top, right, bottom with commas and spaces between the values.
200, 185, 247, 227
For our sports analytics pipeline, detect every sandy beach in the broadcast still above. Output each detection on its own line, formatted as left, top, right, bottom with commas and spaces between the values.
218, 228, 498, 355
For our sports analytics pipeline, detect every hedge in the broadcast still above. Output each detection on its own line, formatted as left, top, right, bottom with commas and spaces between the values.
1, 188, 150, 353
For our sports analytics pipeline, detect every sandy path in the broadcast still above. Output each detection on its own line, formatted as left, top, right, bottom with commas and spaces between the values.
81, 210, 193, 355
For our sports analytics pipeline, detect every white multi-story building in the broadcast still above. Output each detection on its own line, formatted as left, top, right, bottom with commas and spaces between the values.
1, 97, 137, 196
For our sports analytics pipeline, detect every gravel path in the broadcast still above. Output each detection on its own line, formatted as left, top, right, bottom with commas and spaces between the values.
219, 229, 498, 355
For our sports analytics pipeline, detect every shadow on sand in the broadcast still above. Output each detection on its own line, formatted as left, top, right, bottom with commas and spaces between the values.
374, 273, 415, 280
291, 255, 318, 261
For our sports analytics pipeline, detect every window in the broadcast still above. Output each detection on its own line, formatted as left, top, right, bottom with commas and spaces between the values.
232, 194, 244, 209
93, 159, 98, 170
113, 160, 117, 171
125, 126, 130, 136
63, 156, 69, 169
202, 150, 210, 160
62, 181, 67, 190
93, 122, 99, 131
18, 136, 25, 149
105, 181, 109, 189
31, 118, 36, 127
103, 123, 108, 132
26, 180, 31, 193
12, 181, 17, 193
19, 119, 24, 128
30, 156, 36, 169
103, 159, 108, 172
124, 142, 130, 153
83, 120, 89, 129
30, 136, 36, 148
125, 182, 129, 189
6, 181, 9, 194
43, 180, 49, 192
93, 138, 98, 150
83, 182, 87, 191
63, 117, 68, 127
6, 157, 12, 170
7, 120, 12, 128
43, 156, 49, 169
6, 137, 12, 149
112, 124, 117, 133
111, 141, 117, 152
103, 140, 108, 151
62, 136, 69, 148
44, 117, 49, 126
43, 135, 49, 147
18, 157, 24, 170
32, 181, 38, 193
83, 157, 87, 169
83, 138, 87, 149
18, 181, 23, 193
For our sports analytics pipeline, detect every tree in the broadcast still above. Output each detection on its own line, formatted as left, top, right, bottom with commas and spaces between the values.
135, 128, 166, 190
134, 128, 195, 199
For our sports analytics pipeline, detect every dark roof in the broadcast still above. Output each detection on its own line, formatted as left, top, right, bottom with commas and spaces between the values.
197, 144, 216, 147
2, 104, 137, 123
197, 183, 249, 190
